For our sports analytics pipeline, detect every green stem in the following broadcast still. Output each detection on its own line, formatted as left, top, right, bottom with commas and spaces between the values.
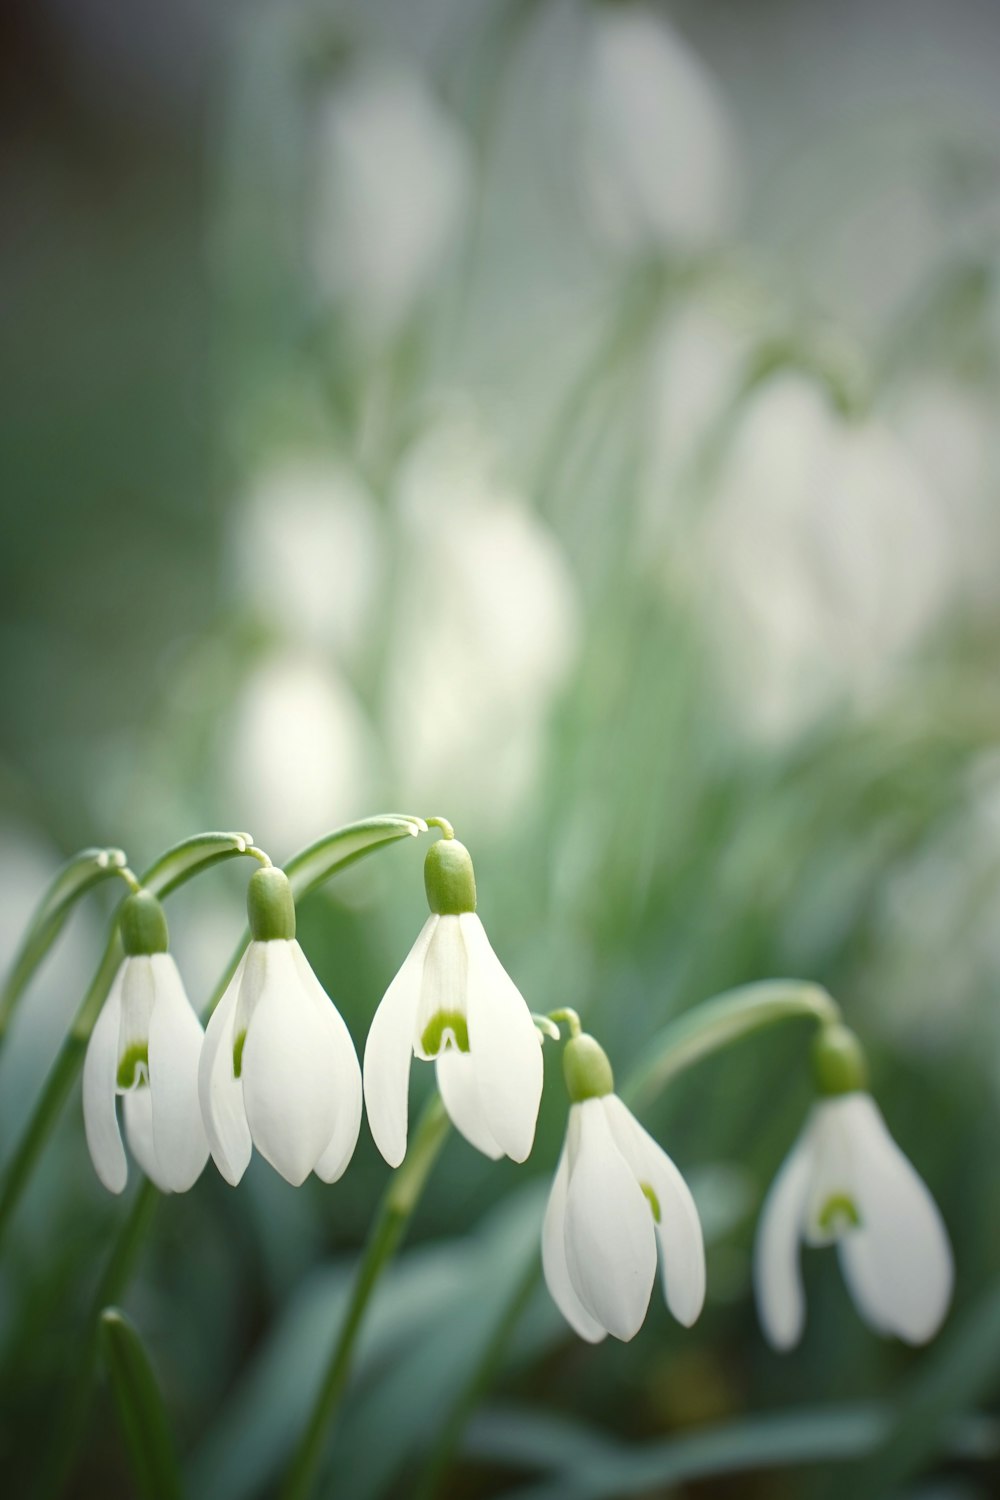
623, 979, 840, 1108
280, 1094, 452, 1500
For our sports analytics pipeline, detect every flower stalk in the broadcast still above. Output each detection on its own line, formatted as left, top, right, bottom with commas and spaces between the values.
280, 1091, 451, 1500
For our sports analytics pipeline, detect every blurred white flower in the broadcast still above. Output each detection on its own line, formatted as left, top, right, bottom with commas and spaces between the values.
579, 3, 741, 258
225, 648, 375, 855
544, 1079, 705, 1343
230, 458, 382, 658
364, 837, 543, 1167
700, 374, 954, 741
84, 894, 208, 1195
309, 58, 472, 341
755, 1092, 953, 1349
199, 868, 362, 1187
383, 418, 579, 831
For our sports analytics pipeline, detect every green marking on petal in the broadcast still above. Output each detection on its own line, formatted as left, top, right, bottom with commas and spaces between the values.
818, 1193, 861, 1233
420, 1010, 470, 1056
116, 1043, 149, 1091
640, 1181, 661, 1224
233, 1029, 247, 1079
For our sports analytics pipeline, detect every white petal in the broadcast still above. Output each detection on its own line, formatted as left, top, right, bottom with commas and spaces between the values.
118, 956, 156, 1080
414, 915, 468, 1058
146, 954, 209, 1192
835, 1094, 953, 1344
363, 915, 437, 1167
602, 1094, 706, 1327
83, 963, 128, 1193
435, 1048, 504, 1161
198, 950, 253, 1186
239, 941, 341, 1186
564, 1097, 657, 1341
461, 912, 542, 1163
288, 941, 363, 1184
123, 1086, 170, 1193
753, 1120, 815, 1351
541, 1128, 607, 1343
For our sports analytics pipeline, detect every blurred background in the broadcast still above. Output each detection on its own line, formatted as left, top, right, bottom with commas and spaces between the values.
2, 0, 1000, 1495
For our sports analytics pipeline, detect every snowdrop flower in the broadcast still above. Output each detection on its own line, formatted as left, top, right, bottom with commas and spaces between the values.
543, 1032, 706, 1343
579, 3, 741, 258
199, 867, 362, 1187
84, 891, 209, 1194
755, 1024, 953, 1350
364, 834, 542, 1167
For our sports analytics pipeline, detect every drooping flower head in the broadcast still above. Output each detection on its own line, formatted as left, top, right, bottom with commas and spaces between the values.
363, 834, 543, 1166
84, 890, 209, 1194
754, 1023, 953, 1349
199, 866, 361, 1187
543, 1031, 706, 1343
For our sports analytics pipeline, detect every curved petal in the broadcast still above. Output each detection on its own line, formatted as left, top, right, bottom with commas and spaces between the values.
564, 1097, 657, 1341
836, 1094, 953, 1344
240, 941, 340, 1186
753, 1119, 814, 1351
435, 1048, 503, 1161
462, 913, 543, 1163
123, 1086, 169, 1192
415, 916, 468, 1058
83, 963, 128, 1193
363, 915, 437, 1167
289, 941, 363, 1184
603, 1094, 706, 1327
146, 954, 209, 1192
541, 1126, 607, 1343
198, 950, 252, 1186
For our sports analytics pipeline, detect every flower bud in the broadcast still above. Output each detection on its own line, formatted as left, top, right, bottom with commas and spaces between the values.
247, 867, 296, 942
812, 1022, 868, 1097
563, 1033, 614, 1103
423, 838, 477, 916
120, 891, 169, 957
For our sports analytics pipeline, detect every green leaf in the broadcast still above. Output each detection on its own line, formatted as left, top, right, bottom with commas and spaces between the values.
0, 846, 129, 1043
471, 1403, 998, 1499
100, 1307, 185, 1500
284, 815, 427, 903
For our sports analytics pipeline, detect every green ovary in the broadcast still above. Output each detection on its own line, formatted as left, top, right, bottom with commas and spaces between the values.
116, 1043, 149, 1090
818, 1193, 861, 1233
233, 1029, 247, 1078
640, 1181, 661, 1224
420, 1011, 470, 1056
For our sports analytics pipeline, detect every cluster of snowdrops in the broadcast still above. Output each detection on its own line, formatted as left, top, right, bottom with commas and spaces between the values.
81, 820, 953, 1352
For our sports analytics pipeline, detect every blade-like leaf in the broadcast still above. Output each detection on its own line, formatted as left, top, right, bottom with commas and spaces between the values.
100, 1307, 185, 1500
141, 831, 256, 900
0, 846, 129, 1043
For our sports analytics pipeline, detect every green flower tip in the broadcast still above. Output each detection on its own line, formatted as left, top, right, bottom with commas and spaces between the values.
424, 838, 477, 916
563, 1033, 614, 1104
120, 891, 169, 956
247, 866, 296, 942
812, 1022, 868, 1097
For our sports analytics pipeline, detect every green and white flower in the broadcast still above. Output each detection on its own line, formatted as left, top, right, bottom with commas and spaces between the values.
543, 1034, 706, 1343
198, 867, 361, 1187
83, 891, 208, 1195
754, 1025, 953, 1349
364, 836, 542, 1167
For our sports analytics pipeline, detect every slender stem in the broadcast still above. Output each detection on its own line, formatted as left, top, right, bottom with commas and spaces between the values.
623, 980, 840, 1108
113, 866, 142, 895
547, 1008, 582, 1039
280, 1094, 452, 1500
413, 1254, 540, 1500
425, 817, 455, 841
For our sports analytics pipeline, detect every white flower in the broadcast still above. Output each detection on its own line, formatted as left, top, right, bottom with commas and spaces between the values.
579, 4, 741, 257
755, 1091, 953, 1349
198, 869, 361, 1187
363, 838, 542, 1167
543, 1079, 706, 1344
83, 894, 208, 1195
